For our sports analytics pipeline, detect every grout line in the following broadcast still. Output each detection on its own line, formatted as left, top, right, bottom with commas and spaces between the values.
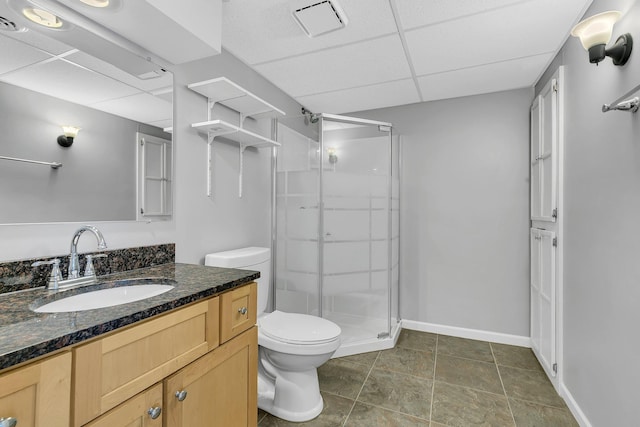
429, 334, 438, 424
341, 351, 381, 427
491, 342, 517, 426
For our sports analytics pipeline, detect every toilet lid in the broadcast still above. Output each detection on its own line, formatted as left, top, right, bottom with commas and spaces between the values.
259, 311, 341, 345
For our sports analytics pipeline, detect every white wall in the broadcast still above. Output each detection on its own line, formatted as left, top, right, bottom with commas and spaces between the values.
0, 49, 303, 265
354, 89, 532, 337
536, 1, 640, 425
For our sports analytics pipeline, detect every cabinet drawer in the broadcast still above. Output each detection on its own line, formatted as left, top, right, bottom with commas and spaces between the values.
220, 282, 257, 343
73, 297, 219, 426
0, 352, 71, 427
84, 383, 162, 427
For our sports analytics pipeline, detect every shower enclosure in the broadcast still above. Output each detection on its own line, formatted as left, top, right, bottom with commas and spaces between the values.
274, 113, 400, 357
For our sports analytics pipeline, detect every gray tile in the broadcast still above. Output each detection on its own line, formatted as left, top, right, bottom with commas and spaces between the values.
375, 346, 435, 378
336, 350, 379, 367
510, 398, 579, 427
258, 408, 268, 423
437, 335, 494, 362
432, 381, 514, 427
435, 354, 504, 394
318, 358, 370, 399
358, 368, 432, 419
499, 366, 565, 408
345, 402, 429, 426
396, 329, 437, 352
258, 393, 354, 426
492, 343, 543, 371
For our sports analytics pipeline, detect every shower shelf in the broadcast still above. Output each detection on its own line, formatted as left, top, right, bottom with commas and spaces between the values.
187, 76, 285, 198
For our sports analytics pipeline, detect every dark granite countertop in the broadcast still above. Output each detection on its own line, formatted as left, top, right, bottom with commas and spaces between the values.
0, 263, 259, 371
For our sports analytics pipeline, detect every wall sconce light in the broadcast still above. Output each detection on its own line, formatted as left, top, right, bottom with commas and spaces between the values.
327, 147, 338, 164
571, 11, 633, 66
57, 126, 80, 147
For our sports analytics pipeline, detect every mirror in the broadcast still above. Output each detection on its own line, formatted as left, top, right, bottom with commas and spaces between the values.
0, 3, 172, 224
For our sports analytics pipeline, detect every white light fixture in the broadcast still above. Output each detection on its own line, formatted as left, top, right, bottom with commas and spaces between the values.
78, 0, 110, 7
327, 147, 338, 164
570, 10, 633, 66
22, 7, 63, 28
58, 126, 81, 147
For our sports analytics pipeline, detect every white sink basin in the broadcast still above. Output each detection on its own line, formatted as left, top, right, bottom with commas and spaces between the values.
34, 284, 174, 313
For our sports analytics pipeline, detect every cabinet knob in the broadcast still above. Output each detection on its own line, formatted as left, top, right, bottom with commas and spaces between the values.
147, 406, 162, 420
0, 418, 17, 427
175, 390, 188, 401
238, 307, 248, 315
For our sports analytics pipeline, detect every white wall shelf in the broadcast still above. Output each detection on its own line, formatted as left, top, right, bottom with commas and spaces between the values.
192, 119, 281, 148
188, 77, 286, 119
187, 77, 285, 198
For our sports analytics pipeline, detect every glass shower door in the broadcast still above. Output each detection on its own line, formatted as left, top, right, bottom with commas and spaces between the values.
274, 122, 321, 316
320, 115, 394, 345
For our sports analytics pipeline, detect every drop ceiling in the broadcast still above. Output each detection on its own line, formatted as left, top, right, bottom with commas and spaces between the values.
221, 0, 594, 114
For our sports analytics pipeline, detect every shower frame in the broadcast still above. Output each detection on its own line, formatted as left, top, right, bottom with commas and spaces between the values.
272, 113, 401, 357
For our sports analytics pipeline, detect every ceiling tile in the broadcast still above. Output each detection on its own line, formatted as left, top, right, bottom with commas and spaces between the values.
222, 0, 397, 65
394, 0, 527, 30
254, 35, 412, 97
0, 34, 52, 75
297, 79, 420, 114
66, 51, 173, 92
418, 53, 552, 102
90, 92, 172, 124
406, 0, 591, 76
1, 59, 140, 105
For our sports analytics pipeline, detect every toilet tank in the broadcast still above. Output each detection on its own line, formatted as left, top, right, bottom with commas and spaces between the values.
204, 247, 270, 314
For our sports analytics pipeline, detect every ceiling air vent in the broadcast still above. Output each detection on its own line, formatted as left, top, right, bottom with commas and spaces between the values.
0, 16, 25, 32
292, 0, 348, 38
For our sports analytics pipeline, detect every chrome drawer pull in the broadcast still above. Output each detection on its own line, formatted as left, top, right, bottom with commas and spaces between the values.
147, 406, 162, 419
175, 390, 188, 401
238, 307, 248, 315
0, 417, 17, 427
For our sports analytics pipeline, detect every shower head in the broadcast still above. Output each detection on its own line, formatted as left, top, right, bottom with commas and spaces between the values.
301, 107, 320, 124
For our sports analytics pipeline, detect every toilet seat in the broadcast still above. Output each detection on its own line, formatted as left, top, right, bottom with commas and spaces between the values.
258, 311, 341, 356
259, 310, 341, 345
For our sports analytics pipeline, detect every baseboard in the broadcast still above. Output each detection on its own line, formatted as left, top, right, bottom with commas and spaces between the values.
402, 320, 531, 347
560, 382, 593, 427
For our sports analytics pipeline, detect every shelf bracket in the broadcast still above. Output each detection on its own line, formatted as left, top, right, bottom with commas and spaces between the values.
238, 143, 247, 198
207, 99, 216, 121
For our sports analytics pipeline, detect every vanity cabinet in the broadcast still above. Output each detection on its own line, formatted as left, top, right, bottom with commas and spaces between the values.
0, 351, 72, 427
73, 281, 257, 427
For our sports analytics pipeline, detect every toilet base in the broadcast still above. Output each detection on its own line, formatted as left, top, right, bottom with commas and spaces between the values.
257, 364, 324, 422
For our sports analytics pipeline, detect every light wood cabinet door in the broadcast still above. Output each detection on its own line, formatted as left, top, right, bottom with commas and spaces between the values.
84, 383, 163, 427
0, 352, 71, 427
220, 282, 257, 343
74, 298, 220, 426
164, 326, 257, 427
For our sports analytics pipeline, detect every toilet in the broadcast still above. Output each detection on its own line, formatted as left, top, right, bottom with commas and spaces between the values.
205, 247, 341, 422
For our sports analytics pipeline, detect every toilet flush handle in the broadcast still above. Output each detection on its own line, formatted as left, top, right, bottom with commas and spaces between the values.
238, 307, 248, 315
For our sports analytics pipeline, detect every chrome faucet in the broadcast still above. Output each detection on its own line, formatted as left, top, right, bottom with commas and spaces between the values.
68, 225, 107, 279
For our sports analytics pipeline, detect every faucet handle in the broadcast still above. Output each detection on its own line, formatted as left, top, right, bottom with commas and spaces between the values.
84, 254, 107, 277
31, 259, 62, 290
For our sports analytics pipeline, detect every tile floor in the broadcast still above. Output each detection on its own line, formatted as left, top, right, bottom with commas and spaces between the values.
257, 330, 578, 426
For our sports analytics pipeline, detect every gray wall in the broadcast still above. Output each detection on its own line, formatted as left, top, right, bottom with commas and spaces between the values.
172, 50, 305, 264
536, 0, 640, 425
354, 88, 532, 337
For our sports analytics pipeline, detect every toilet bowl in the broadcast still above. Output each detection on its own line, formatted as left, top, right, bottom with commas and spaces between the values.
205, 247, 341, 422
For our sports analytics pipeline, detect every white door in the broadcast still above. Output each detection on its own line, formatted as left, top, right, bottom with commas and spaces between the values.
530, 228, 556, 376
530, 78, 557, 222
